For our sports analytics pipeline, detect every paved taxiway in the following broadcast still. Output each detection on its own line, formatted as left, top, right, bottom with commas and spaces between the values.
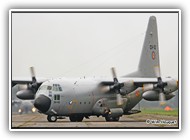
11, 113, 178, 128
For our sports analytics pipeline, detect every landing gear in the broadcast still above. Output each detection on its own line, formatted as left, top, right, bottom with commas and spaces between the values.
47, 115, 57, 122
69, 115, 84, 122
105, 115, 120, 122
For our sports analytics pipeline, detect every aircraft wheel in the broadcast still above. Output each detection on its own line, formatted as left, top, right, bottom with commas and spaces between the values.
47, 115, 57, 122
105, 116, 120, 122
113, 116, 120, 121
69, 115, 84, 122
77, 116, 84, 122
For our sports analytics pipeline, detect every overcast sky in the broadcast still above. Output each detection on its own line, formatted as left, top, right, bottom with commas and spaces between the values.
11, 11, 179, 79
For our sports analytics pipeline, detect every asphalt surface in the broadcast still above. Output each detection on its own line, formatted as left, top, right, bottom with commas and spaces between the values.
11, 113, 179, 129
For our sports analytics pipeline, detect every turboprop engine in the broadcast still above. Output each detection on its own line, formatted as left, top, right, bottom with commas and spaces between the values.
142, 78, 178, 101
16, 89, 35, 100
16, 67, 38, 100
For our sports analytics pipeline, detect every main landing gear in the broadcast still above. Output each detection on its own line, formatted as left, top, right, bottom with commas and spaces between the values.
69, 115, 84, 122
105, 115, 120, 122
47, 115, 84, 122
47, 114, 120, 122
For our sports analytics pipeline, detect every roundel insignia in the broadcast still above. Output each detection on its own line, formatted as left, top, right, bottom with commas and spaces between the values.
69, 101, 73, 105
135, 91, 140, 97
152, 51, 155, 60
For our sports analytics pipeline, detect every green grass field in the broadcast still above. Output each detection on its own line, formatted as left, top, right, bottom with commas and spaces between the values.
141, 108, 178, 116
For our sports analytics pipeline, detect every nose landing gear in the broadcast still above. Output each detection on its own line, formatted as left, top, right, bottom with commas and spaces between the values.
47, 115, 57, 122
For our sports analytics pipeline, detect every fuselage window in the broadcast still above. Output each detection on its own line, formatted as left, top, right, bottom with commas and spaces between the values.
58, 86, 62, 91
57, 95, 60, 100
53, 94, 60, 103
54, 94, 60, 101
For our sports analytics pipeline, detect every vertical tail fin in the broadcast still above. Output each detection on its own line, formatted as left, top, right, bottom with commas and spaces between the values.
126, 16, 160, 78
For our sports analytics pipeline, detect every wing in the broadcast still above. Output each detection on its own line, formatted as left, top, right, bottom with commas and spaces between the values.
132, 78, 158, 87
100, 78, 158, 87
99, 77, 158, 96
12, 77, 48, 87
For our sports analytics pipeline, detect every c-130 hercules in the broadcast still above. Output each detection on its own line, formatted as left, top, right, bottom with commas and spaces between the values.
12, 16, 178, 122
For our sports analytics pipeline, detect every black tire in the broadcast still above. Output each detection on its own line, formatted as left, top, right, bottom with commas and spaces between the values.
69, 116, 77, 122
113, 116, 120, 121
47, 115, 57, 122
105, 116, 120, 122
105, 116, 113, 121
69, 115, 84, 122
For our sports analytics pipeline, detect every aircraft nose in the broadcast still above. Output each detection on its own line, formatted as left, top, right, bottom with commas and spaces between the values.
34, 95, 51, 113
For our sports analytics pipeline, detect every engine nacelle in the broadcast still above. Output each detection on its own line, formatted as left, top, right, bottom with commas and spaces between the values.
120, 80, 136, 94
163, 79, 178, 94
142, 91, 175, 101
109, 108, 123, 117
16, 89, 35, 100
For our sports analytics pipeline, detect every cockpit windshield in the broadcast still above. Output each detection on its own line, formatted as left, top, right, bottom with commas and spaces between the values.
52, 84, 62, 91
38, 84, 62, 92
38, 85, 52, 91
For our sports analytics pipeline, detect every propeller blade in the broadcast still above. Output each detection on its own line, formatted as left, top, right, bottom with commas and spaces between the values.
154, 66, 161, 77
143, 84, 154, 91
159, 92, 166, 106
99, 86, 110, 93
110, 67, 123, 105
116, 94, 123, 106
30, 66, 37, 83
29, 66, 38, 91
111, 67, 118, 83
18, 84, 28, 90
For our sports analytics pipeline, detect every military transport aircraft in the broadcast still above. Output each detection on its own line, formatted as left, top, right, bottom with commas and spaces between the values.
12, 16, 178, 122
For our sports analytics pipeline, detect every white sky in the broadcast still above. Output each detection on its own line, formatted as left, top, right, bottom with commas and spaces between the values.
12, 11, 179, 79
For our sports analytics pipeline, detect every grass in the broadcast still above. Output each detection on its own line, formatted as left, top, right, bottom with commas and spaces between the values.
140, 108, 178, 116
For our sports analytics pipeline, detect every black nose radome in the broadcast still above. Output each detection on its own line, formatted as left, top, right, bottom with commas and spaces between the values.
34, 95, 51, 113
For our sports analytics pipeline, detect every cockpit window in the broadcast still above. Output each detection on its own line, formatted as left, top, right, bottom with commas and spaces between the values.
53, 84, 62, 91
47, 86, 52, 90
39, 85, 52, 91
59, 87, 62, 91
53, 85, 58, 91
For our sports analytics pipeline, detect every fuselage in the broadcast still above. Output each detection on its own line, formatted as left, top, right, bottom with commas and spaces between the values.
34, 77, 177, 117
35, 77, 136, 116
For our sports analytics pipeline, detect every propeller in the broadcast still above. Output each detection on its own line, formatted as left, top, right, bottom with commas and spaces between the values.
143, 84, 154, 91
111, 67, 124, 106
28, 66, 38, 92
18, 84, 28, 90
154, 66, 168, 106
30, 66, 37, 84
16, 67, 38, 100
17, 67, 37, 91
